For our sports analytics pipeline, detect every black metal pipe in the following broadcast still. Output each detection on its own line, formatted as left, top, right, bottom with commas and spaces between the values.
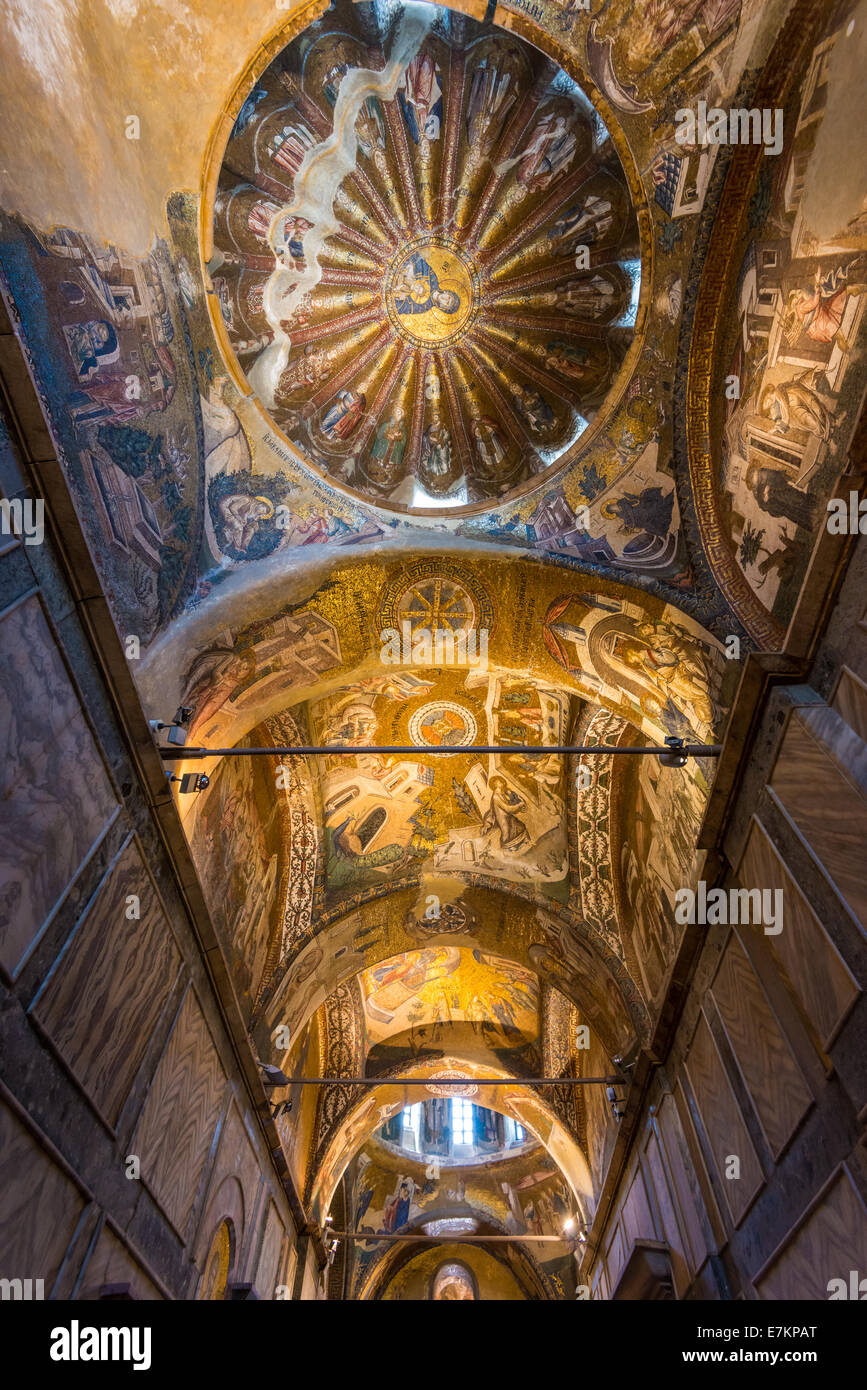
161, 742, 722, 760
271, 1076, 624, 1086
328, 1232, 565, 1242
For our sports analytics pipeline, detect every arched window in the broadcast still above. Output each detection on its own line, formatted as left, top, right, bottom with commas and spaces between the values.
450, 1097, 475, 1145
504, 1117, 526, 1145
197, 1220, 233, 1301
402, 1102, 423, 1149
431, 1261, 477, 1300
356, 806, 387, 850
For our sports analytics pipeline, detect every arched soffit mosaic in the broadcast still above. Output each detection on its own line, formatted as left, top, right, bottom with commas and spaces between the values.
349, 1175, 565, 1302
177, 652, 705, 979
306, 1069, 596, 1223
207, 0, 642, 513
156, 555, 727, 999
359, 1215, 547, 1298
363, 1234, 550, 1301
683, 1, 867, 647
303, 952, 593, 1178
141, 551, 735, 755
309, 947, 583, 1098
356, 946, 542, 1065
259, 883, 643, 1063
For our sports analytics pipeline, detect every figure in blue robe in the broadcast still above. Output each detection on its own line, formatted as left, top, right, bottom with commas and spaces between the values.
394, 254, 460, 315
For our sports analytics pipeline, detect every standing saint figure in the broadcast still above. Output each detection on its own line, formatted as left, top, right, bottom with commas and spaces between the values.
516, 110, 577, 191
470, 415, 507, 477
398, 54, 443, 143
466, 57, 517, 154
369, 410, 407, 485
548, 195, 615, 254
420, 411, 452, 479
509, 381, 554, 433
322, 389, 365, 441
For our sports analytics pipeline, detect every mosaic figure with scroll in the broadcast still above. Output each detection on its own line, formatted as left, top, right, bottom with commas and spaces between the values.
394, 253, 461, 316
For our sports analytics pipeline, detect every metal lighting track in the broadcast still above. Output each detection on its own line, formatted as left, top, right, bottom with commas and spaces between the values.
272, 1076, 624, 1086
328, 1232, 568, 1242
160, 742, 722, 760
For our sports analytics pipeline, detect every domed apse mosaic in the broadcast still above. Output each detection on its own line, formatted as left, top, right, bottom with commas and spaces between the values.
210, 0, 641, 511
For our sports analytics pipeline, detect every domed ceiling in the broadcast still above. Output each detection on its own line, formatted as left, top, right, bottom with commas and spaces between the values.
211, 0, 640, 511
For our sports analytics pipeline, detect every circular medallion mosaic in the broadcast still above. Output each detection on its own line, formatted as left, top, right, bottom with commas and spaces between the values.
426, 1071, 479, 1098
211, 0, 641, 512
384, 235, 480, 348
379, 561, 494, 638
409, 701, 478, 748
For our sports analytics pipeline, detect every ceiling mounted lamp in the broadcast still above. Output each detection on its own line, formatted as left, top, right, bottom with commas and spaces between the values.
606, 1084, 626, 1121
165, 771, 210, 794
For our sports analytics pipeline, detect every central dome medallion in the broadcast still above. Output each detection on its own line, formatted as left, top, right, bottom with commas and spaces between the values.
211, 0, 641, 512
384, 234, 480, 348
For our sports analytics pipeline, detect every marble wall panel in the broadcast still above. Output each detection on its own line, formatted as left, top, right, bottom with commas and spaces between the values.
756, 1169, 867, 1300
0, 595, 117, 975
738, 818, 858, 1049
710, 935, 812, 1159
132, 988, 226, 1238
32, 838, 181, 1127
0, 1097, 86, 1289
684, 1013, 763, 1226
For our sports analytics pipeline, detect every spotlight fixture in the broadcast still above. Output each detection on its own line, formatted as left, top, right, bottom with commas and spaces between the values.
563, 1216, 576, 1234
149, 707, 192, 746
166, 771, 210, 793
271, 1098, 293, 1119
258, 1061, 291, 1090
658, 735, 688, 768
606, 1085, 626, 1121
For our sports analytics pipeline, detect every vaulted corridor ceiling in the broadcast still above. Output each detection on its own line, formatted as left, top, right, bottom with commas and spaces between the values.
1, 0, 866, 1318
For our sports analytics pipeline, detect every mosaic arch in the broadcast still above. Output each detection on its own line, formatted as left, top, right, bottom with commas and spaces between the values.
306, 1068, 596, 1225
366, 1237, 550, 1300
684, 1, 867, 645
206, 0, 642, 513
349, 1152, 564, 1300
257, 883, 645, 1061
301, 949, 600, 1193
139, 551, 734, 757
150, 552, 725, 1055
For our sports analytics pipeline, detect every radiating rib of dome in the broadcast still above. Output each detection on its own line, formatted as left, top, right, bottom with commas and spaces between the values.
210, 2, 639, 511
